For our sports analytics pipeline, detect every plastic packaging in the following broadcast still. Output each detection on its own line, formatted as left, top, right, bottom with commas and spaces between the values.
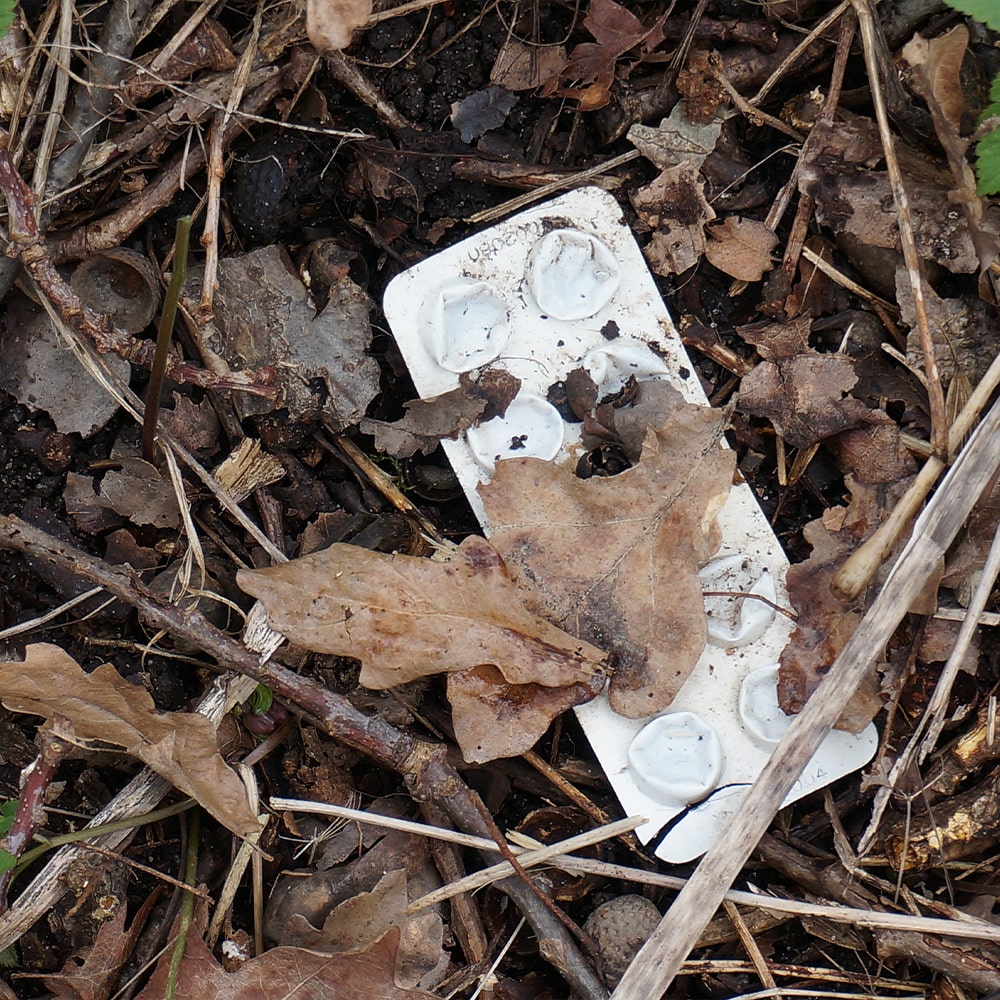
383, 187, 877, 862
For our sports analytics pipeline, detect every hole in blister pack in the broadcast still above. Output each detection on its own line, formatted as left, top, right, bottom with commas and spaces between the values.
528, 230, 621, 321
466, 393, 565, 475
700, 554, 777, 647
424, 278, 511, 373
583, 339, 670, 395
627, 711, 723, 807
738, 665, 794, 749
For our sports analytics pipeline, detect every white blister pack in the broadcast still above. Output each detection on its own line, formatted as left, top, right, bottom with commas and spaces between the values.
383, 187, 877, 863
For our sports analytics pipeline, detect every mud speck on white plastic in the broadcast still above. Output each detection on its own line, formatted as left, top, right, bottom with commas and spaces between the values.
382, 187, 879, 864
700, 554, 777, 648
466, 393, 565, 474
628, 712, 723, 807
739, 665, 794, 748
528, 229, 621, 320
425, 278, 511, 373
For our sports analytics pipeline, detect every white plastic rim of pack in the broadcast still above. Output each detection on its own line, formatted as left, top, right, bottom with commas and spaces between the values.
383, 187, 877, 863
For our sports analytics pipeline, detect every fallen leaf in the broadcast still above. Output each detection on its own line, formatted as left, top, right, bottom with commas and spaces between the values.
190, 246, 379, 428
360, 370, 520, 458
104, 527, 161, 572
801, 146, 1000, 280
63, 472, 124, 534
307, 0, 371, 51
737, 315, 811, 360
448, 664, 604, 763
545, 0, 666, 110
137, 920, 432, 1000
43, 906, 131, 1000
632, 161, 716, 276
276, 870, 446, 990
450, 86, 518, 143
627, 103, 722, 171
238, 535, 606, 692
99, 457, 181, 529
480, 382, 734, 718
778, 469, 915, 730
159, 392, 221, 454
737, 352, 873, 448
675, 48, 727, 123
897, 267, 999, 389
491, 38, 565, 91
902, 26, 969, 134
0, 645, 260, 838
266, 798, 447, 989
0, 292, 130, 438
703, 217, 778, 282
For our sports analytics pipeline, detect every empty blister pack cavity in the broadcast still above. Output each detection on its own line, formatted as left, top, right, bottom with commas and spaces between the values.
466, 394, 565, 474
423, 279, 511, 373
383, 187, 878, 863
528, 229, 621, 320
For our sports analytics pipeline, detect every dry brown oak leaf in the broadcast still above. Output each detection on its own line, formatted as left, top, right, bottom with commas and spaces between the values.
480, 384, 734, 718
0, 644, 260, 838
238, 536, 606, 692
137, 922, 432, 1000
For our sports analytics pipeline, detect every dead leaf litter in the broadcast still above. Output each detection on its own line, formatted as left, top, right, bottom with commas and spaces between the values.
0, 0, 999, 996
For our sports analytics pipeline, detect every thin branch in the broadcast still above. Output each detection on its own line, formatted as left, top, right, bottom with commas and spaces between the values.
0, 517, 609, 1000
0, 148, 277, 397
608, 390, 1000, 998
852, 0, 947, 457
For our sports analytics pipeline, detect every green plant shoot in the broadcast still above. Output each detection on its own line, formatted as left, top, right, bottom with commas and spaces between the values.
939, 0, 1000, 194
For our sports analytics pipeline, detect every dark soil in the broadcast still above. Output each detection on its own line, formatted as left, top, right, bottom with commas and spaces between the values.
1, 0, 999, 996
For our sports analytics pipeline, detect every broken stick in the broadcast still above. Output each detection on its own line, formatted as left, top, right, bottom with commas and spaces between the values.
610, 388, 1000, 999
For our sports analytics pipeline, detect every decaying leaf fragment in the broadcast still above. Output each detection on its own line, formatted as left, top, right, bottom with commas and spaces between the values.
137, 912, 433, 1000
738, 352, 873, 449
0, 645, 260, 838
631, 160, 716, 276
239, 538, 605, 690
359, 369, 520, 459
480, 382, 734, 718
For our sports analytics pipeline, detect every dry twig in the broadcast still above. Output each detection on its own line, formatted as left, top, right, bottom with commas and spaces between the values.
0, 147, 277, 397
0, 517, 609, 1000
609, 389, 1000, 998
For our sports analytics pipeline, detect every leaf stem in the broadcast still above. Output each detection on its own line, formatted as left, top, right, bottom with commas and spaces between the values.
10, 798, 196, 880
165, 808, 200, 1000
142, 215, 192, 463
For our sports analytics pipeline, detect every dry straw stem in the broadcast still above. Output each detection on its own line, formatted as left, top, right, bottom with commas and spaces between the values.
609, 387, 1000, 998
271, 797, 1000, 945
197, 2, 262, 321
852, 0, 947, 456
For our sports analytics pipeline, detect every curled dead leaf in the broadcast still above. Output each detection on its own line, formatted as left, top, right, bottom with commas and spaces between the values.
0, 645, 260, 838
